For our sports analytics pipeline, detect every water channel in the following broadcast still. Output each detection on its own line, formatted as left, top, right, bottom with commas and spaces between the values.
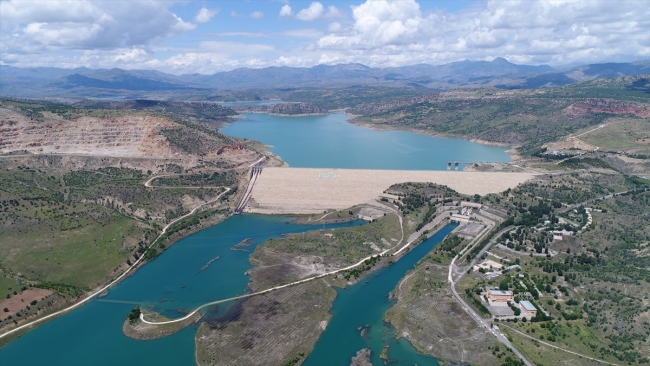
1, 110, 508, 365
304, 225, 456, 366
0, 216, 363, 365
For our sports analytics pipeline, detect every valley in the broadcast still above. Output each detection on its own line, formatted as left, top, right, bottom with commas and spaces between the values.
0, 70, 648, 366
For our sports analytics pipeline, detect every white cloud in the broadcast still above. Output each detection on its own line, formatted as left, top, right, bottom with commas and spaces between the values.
0, 0, 195, 54
1, 0, 648, 73
195, 7, 218, 23
279, 4, 293, 17
231, 10, 264, 19
325, 6, 343, 19
314, 0, 650, 66
295, 2, 343, 21
297, 2, 324, 21
327, 22, 343, 33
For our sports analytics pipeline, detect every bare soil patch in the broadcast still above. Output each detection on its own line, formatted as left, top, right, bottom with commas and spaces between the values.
0, 289, 52, 317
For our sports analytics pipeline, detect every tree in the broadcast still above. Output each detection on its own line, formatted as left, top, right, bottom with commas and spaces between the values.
125, 306, 141, 325
499, 279, 510, 291
3, 308, 8, 312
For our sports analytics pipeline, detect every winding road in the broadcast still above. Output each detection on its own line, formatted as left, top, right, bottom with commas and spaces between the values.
446, 224, 532, 366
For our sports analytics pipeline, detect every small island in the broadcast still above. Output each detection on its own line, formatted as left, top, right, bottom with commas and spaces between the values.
123, 306, 201, 341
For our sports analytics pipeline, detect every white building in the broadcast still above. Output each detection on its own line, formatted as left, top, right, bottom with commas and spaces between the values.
520, 300, 537, 317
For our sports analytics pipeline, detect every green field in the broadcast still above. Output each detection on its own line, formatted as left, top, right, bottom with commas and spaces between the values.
577, 118, 650, 154
0, 163, 237, 298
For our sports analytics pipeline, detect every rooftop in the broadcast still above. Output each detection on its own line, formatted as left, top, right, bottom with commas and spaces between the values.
489, 290, 513, 296
520, 300, 536, 311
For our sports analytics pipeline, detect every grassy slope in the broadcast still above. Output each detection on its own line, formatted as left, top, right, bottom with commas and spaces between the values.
349, 75, 650, 155
457, 170, 650, 365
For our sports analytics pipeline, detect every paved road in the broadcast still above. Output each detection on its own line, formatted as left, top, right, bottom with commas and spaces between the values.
559, 189, 631, 214
447, 224, 532, 366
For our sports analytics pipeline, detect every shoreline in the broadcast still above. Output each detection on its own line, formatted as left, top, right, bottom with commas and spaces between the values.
345, 117, 520, 162
0, 188, 233, 343
235, 111, 329, 117
228, 109, 521, 163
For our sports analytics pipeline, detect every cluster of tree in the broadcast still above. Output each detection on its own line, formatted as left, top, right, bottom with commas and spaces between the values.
344, 255, 381, 280
415, 203, 437, 231
436, 234, 463, 253
464, 289, 491, 316
400, 191, 429, 212
125, 306, 141, 325
35, 282, 84, 297
507, 301, 521, 316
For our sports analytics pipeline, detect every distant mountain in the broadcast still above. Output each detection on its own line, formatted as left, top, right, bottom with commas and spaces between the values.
1, 59, 648, 99
59, 72, 197, 91
499, 60, 650, 89
187, 58, 555, 89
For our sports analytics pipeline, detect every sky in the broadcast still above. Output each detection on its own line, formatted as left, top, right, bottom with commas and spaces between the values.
0, 0, 648, 74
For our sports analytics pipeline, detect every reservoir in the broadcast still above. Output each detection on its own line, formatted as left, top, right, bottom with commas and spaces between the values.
221, 111, 511, 170
1, 110, 504, 365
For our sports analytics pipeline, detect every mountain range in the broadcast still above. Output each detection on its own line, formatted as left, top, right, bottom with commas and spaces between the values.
1, 58, 648, 100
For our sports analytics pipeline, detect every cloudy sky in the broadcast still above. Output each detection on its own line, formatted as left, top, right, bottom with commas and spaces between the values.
1, 0, 648, 74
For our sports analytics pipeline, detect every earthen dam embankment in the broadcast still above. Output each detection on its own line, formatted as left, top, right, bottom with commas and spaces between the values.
246, 167, 534, 214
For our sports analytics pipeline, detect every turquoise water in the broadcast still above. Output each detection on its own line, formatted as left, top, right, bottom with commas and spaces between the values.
221, 112, 510, 170
0, 215, 363, 365
1, 110, 484, 365
305, 225, 456, 366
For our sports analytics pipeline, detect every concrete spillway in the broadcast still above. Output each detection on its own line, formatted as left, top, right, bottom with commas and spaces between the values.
244, 167, 535, 214
234, 166, 262, 213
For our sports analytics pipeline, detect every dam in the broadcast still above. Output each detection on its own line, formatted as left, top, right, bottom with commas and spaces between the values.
242, 167, 534, 214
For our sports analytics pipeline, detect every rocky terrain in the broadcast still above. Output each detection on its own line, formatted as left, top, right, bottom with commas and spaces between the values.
0, 100, 255, 170
233, 102, 328, 116
563, 99, 650, 118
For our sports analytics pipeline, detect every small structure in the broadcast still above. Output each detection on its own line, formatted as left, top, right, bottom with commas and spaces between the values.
451, 213, 470, 223
520, 300, 537, 317
461, 202, 483, 209
553, 235, 563, 241
488, 290, 513, 302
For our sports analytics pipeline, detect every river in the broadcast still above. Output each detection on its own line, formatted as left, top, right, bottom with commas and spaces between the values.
0, 216, 363, 365
1, 110, 507, 365
304, 225, 456, 366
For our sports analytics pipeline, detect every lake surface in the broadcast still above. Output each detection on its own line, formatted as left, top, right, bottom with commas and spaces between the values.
0, 215, 363, 366
221, 111, 510, 170
304, 225, 455, 366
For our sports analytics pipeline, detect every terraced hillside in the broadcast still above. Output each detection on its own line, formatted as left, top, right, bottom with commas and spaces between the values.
0, 99, 246, 163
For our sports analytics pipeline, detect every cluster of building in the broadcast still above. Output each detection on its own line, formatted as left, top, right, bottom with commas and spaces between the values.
450, 202, 482, 224
487, 290, 537, 318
